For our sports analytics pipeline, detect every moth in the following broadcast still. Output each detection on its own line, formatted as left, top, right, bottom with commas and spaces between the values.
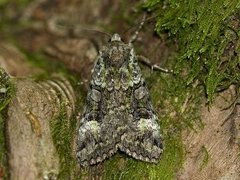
77, 33, 163, 166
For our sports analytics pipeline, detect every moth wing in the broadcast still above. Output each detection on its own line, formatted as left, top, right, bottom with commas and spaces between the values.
119, 112, 163, 163
77, 115, 119, 166
77, 54, 122, 166
77, 86, 121, 166
119, 78, 163, 162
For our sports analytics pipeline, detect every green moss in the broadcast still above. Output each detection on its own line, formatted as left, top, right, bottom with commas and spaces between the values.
144, 0, 240, 102
50, 103, 76, 179
144, 70, 201, 178
102, 135, 183, 180
121, 0, 240, 177
0, 69, 13, 111
0, 68, 15, 179
49, 77, 84, 179
0, 113, 7, 179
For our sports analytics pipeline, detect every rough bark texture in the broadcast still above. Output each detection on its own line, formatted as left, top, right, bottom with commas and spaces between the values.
5, 77, 76, 180
0, 43, 76, 179
178, 85, 240, 179
7, 80, 60, 180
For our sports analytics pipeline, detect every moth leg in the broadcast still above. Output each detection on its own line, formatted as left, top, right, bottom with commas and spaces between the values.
137, 55, 173, 73
119, 84, 163, 163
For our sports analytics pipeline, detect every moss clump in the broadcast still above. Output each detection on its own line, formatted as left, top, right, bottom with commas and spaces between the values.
0, 68, 13, 111
102, 135, 183, 180
0, 68, 15, 179
0, 70, 13, 110
49, 76, 84, 179
50, 105, 75, 179
144, 0, 240, 102
0, 114, 7, 179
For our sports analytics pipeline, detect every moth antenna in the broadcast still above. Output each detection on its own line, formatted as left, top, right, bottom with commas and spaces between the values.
64, 24, 111, 38
47, 18, 111, 39
129, 13, 146, 44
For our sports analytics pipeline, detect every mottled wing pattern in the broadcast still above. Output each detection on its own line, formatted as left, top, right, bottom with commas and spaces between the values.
119, 56, 163, 163
77, 55, 119, 167
77, 34, 163, 167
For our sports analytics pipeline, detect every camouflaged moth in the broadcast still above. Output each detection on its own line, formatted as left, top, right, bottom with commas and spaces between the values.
77, 34, 163, 166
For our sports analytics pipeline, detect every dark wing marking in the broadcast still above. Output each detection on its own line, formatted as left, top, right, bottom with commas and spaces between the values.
77, 55, 120, 166
119, 58, 163, 162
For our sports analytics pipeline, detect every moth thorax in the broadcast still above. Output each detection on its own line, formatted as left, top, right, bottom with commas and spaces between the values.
109, 46, 125, 68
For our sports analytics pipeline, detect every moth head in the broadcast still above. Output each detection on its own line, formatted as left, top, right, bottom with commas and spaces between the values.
102, 33, 132, 68
111, 33, 122, 42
